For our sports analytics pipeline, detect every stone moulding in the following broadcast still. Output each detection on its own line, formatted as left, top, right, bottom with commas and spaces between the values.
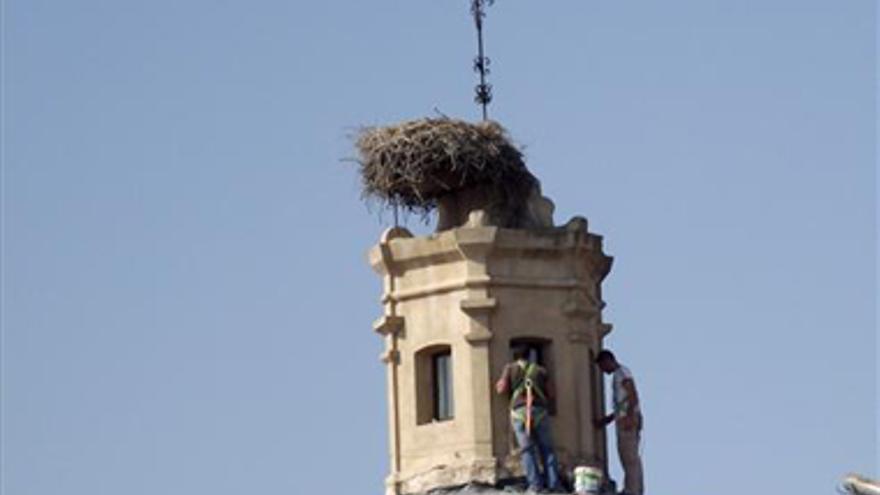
390, 277, 594, 303
369, 219, 613, 306
460, 297, 498, 314
372, 231, 608, 266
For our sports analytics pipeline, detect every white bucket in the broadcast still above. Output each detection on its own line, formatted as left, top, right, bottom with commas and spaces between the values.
573, 466, 603, 495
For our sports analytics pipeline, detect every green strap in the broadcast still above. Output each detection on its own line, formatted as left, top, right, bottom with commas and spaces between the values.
511, 406, 548, 426
510, 362, 546, 404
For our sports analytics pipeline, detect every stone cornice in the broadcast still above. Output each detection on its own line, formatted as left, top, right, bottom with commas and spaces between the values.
369, 222, 611, 272
388, 277, 593, 302
367, 220, 614, 339
453, 226, 499, 257
460, 297, 497, 314
464, 328, 493, 343
368, 227, 414, 275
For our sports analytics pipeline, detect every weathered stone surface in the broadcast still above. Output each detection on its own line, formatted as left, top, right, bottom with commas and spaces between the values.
436, 185, 555, 231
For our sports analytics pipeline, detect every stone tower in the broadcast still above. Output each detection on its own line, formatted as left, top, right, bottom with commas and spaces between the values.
369, 199, 614, 495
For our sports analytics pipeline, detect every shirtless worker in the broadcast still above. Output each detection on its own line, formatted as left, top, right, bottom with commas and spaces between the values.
496, 347, 562, 493
594, 350, 644, 495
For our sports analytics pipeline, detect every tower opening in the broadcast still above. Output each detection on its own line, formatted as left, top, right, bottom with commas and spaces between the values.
416, 345, 454, 424
509, 337, 555, 414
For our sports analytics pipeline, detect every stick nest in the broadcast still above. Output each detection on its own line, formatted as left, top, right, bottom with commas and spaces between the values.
356, 118, 537, 216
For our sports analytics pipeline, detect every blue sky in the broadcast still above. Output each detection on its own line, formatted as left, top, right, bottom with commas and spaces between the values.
3, 1, 876, 495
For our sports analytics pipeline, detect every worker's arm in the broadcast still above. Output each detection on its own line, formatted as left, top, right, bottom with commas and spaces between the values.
495, 365, 510, 394
594, 413, 615, 428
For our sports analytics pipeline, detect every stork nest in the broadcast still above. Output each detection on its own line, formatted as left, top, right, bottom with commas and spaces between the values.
356, 118, 537, 216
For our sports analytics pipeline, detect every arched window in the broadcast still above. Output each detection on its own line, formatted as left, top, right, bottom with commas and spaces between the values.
416, 345, 454, 424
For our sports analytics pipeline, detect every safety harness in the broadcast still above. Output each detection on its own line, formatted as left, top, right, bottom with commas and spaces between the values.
510, 360, 547, 435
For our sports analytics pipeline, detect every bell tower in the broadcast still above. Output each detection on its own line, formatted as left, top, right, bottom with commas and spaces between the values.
369, 208, 613, 495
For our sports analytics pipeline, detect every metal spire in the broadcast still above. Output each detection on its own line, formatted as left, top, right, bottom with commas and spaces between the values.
471, 0, 494, 121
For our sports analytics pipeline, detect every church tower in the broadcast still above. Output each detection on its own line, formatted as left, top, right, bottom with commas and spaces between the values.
367, 154, 614, 494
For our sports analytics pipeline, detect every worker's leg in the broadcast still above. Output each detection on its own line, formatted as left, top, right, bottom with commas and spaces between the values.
616, 424, 644, 495
512, 417, 544, 491
533, 415, 561, 491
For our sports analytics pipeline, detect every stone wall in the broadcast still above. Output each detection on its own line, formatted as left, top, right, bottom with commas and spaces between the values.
369, 213, 613, 495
